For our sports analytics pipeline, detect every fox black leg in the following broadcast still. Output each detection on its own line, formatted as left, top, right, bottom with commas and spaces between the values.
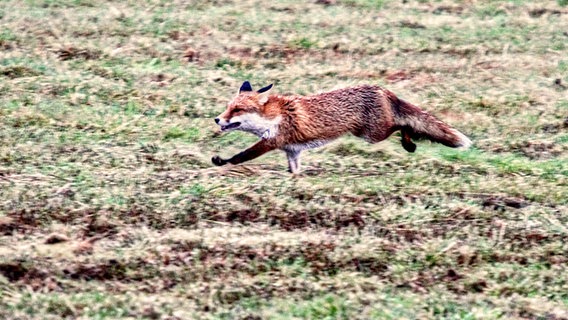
212, 140, 276, 166
211, 156, 228, 166
401, 128, 417, 153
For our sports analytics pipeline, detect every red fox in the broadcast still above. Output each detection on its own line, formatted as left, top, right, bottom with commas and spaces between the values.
213, 81, 471, 173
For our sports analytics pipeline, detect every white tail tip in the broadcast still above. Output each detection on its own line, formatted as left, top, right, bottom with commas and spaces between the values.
451, 129, 472, 149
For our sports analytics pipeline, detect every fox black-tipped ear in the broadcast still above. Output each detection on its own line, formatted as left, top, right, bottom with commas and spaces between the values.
257, 84, 273, 93
239, 81, 253, 93
257, 84, 272, 105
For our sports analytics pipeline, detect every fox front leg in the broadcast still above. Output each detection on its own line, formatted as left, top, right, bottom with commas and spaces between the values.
286, 150, 302, 174
212, 140, 276, 166
211, 155, 229, 166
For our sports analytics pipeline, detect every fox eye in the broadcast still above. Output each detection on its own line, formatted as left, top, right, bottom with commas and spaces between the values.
233, 108, 244, 113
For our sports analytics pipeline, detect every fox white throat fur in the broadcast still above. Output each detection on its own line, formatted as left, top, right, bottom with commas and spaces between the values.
212, 81, 472, 174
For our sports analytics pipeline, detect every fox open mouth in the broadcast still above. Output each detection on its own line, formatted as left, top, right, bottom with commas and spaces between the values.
221, 122, 241, 131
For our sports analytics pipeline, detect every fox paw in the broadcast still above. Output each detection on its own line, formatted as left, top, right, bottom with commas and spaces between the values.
402, 141, 417, 153
212, 156, 227, 166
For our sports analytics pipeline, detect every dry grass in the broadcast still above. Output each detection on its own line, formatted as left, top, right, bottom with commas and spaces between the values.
1, 0, 567, 319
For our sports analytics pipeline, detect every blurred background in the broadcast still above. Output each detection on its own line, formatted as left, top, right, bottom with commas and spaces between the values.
0, 0, 567, 319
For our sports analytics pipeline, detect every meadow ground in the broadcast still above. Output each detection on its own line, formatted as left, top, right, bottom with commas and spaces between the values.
0, 0, 567, 319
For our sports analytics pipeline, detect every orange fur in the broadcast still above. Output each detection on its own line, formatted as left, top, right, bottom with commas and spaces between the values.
213, 83, 471, 173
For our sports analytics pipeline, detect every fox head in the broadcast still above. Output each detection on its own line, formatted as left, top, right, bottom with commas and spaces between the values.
215, 81, 281, 139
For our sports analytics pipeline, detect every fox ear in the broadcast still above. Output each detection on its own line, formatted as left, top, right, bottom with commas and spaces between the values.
257, 83, 273, 94
239, 81, 253, 93
257, 84, 273, 105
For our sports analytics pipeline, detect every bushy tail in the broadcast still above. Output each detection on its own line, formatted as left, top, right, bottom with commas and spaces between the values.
394, 100, 472, 149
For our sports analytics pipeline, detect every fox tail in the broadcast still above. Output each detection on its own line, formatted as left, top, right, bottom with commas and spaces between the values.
394, 99, 472, 151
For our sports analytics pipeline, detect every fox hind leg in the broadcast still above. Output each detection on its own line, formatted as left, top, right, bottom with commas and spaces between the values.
401, 128, 417, 153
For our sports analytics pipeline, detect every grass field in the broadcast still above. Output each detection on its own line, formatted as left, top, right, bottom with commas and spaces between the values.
1, 0, 567, 319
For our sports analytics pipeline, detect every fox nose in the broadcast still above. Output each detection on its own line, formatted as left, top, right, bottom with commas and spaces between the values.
215, 118, 220, 124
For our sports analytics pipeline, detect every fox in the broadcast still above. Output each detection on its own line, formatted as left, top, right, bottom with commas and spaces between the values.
212, 81, 471, 174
